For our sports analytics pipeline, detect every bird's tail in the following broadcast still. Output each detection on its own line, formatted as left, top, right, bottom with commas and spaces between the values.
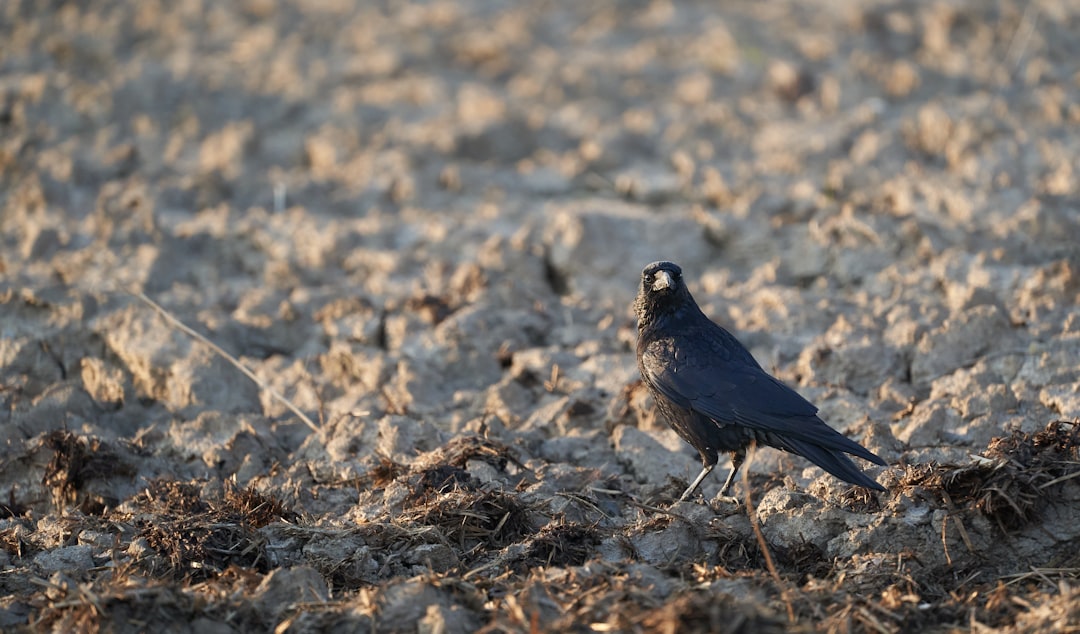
780, 436, 886, 492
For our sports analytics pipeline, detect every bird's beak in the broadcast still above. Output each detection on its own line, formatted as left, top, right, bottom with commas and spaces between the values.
652, 270, 675, 292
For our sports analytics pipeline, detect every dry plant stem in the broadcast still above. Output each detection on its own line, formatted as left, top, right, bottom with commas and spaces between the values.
1039, 469, 1080, 489
940, 490, 976, 555
742, 445, 795, 624
940, 513, 953, 567
131, 290, 321, 435
1000, 567, 1080, 588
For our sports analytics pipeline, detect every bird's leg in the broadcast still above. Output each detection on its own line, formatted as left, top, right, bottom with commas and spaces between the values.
678, 462, 715, 502
716, 449, 746, 499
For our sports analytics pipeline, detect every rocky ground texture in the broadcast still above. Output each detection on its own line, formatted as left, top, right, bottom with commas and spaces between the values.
2, 0, 1080, 632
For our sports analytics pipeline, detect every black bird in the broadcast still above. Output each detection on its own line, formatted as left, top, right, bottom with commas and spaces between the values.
634, 261, 886, 502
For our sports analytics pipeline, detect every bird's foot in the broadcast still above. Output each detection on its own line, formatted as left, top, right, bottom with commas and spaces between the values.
710, 494, 740, 508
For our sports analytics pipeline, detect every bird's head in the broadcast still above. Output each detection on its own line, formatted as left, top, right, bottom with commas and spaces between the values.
635, 260, 693, 326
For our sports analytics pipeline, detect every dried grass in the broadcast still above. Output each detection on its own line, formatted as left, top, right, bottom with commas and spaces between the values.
899, 421, 1080, 531
12, 422, 1080, 633
135, 479, 295, 580
399, 488, 534, 556
41, 430, 135, 515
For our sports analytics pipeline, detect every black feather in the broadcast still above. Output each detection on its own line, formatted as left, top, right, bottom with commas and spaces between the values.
634, 260, 886, 502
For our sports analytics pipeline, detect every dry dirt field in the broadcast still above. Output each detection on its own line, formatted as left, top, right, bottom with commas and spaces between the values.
2, 0, 1080, 632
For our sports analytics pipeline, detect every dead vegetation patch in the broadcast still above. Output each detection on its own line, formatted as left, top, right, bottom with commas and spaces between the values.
399, 488, 535, 556
138, 479, 207, 516
639, 589, 792, 634
14, 420, 1078, 633
481, 561, 791, 633
701, 522, 767, 574
772, 539, 830, 582
135, 479, 295, 580
33, 582, 195, 634
41, 430, 134, 515
810, 571, 1039, 633
414, 434, 526, 474
0, 490, 29, 519
518, 520, 601, 569
481, 562, 666, 631
899, 421, 1080, 531
342, 435, 538, 561
352, 435, 525, 500
833, 484, 884, 514
412, 464, 477, 499
0, 520, 33, 559
359, 452, 408, 488
30, 565, 273, 634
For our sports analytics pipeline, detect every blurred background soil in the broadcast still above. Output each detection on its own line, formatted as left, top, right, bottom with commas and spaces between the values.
1, 0, 1079, 631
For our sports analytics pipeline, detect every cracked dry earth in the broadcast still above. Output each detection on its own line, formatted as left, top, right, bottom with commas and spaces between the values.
2, 0, 1080, 632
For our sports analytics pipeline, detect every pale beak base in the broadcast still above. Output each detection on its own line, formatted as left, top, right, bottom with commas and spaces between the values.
652, 270, 675, 292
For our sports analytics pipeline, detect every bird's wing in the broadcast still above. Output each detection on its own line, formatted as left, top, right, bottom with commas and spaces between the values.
641, 338, 854, 446
646, 351, 884, 470
643, 344, 813, 419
